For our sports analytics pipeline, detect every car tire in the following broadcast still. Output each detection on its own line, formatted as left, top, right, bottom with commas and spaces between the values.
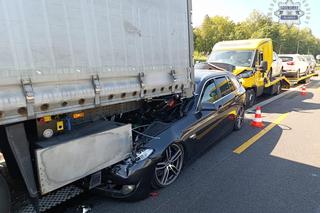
234, 105, 245, 131
245, 89, 256, 107
268, 69, 273, 81
0, 174, 10, 213
152, 143, 184, 189
274, 82, 281, 95
280, 67, 283, 77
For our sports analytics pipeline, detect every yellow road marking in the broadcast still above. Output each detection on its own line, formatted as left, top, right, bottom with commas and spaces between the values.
233, 113, 289, 154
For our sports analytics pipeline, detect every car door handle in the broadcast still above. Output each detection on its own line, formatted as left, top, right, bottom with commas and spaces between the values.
189, 134, 197, 140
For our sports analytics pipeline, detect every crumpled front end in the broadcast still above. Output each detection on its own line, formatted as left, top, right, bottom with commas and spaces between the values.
95, 149, 160, 199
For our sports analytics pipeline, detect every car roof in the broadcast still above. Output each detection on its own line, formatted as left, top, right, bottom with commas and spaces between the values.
213, 38, 271, 51
279, 54, 298, 57
194, 69, 230, 83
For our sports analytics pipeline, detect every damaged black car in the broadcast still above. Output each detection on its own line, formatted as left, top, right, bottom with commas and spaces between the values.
95, 70, 246, 201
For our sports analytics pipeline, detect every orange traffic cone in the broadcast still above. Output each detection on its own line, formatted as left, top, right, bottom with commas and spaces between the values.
300, 85, 307, 96
251, 106, 264, 128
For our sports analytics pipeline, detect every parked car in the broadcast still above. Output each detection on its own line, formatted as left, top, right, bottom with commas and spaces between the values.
103, 69, 246, 201
272, 52, 283, 78
303, 55, 317, 73
279, 54, 309, 78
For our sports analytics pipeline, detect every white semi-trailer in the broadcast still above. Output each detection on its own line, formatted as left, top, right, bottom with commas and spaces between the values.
0, 0, 194, 212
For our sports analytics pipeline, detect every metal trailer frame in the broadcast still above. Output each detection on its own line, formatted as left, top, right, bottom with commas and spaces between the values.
0, 0, 195, 212
263, 73, 318, 96
285, 73, 319, 86
0, 0, 195, 126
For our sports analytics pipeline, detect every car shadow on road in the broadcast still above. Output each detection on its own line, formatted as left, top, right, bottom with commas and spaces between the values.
262, 90, 320, 114
172, 115, 320, 212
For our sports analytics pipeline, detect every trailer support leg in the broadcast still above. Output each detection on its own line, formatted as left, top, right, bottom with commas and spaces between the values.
5, 124, 38, 199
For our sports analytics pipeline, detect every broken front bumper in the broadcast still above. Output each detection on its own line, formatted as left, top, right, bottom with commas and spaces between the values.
96, 155, 160, 199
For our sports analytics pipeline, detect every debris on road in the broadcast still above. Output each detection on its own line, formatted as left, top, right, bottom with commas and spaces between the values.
150, 191, 159, 197
76, 205, 92, 213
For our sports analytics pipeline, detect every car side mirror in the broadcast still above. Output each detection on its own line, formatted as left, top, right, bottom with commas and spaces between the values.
200, 102, 218, 112
259, 61, 268, 72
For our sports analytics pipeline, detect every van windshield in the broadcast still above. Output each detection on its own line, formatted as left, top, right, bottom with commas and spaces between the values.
208, 50, 255, 67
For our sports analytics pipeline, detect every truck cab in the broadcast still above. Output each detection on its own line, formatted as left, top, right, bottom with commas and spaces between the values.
207, 39, 274, 106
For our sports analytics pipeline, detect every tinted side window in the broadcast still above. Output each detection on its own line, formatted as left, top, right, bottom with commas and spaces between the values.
215, 76, 235, 97
201, 80, 219, 104
229, 75, 240, 89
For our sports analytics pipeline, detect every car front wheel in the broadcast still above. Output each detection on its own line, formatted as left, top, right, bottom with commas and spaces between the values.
152, 143, 184, 188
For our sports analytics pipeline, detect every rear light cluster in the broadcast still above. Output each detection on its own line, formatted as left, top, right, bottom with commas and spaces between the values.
287, 61, 295, 65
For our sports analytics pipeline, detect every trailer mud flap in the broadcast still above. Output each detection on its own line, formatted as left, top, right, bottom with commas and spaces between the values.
5, 123, 38, 198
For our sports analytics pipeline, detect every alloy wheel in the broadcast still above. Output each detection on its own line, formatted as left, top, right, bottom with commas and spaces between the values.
154, 143, 184, 187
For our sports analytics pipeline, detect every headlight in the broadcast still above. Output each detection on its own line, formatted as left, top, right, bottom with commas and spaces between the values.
238, 78, 244, 85
135, 149, 153, 162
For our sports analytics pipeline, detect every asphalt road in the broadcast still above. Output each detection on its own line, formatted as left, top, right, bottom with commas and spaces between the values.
61, 75, 320, 213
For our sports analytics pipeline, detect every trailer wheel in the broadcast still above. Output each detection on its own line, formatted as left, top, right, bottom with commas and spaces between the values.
0, 174, 10, 213
296, 70, 300, 79
268, 69, 273, 81
274, 82, 281, 95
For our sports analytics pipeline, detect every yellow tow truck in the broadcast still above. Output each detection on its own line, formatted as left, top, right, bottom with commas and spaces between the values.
207, 38, 291, 106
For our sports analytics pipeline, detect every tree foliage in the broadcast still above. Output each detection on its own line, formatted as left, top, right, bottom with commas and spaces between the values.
194, 11, 320, 56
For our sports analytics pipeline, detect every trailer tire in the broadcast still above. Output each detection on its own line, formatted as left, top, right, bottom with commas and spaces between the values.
268, 69, 273, 81
280, 67, 283, 77
274, 82, 281, 96
0, 174, 10, 213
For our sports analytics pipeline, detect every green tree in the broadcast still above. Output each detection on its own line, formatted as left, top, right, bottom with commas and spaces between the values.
194, 15, 235, 53
193, 11, 320, 57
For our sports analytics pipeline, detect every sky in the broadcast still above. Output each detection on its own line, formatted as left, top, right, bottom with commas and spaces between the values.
192, 0, 320, 38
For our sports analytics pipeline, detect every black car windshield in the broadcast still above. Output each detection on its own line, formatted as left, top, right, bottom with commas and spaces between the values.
208, 50, 255, 67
